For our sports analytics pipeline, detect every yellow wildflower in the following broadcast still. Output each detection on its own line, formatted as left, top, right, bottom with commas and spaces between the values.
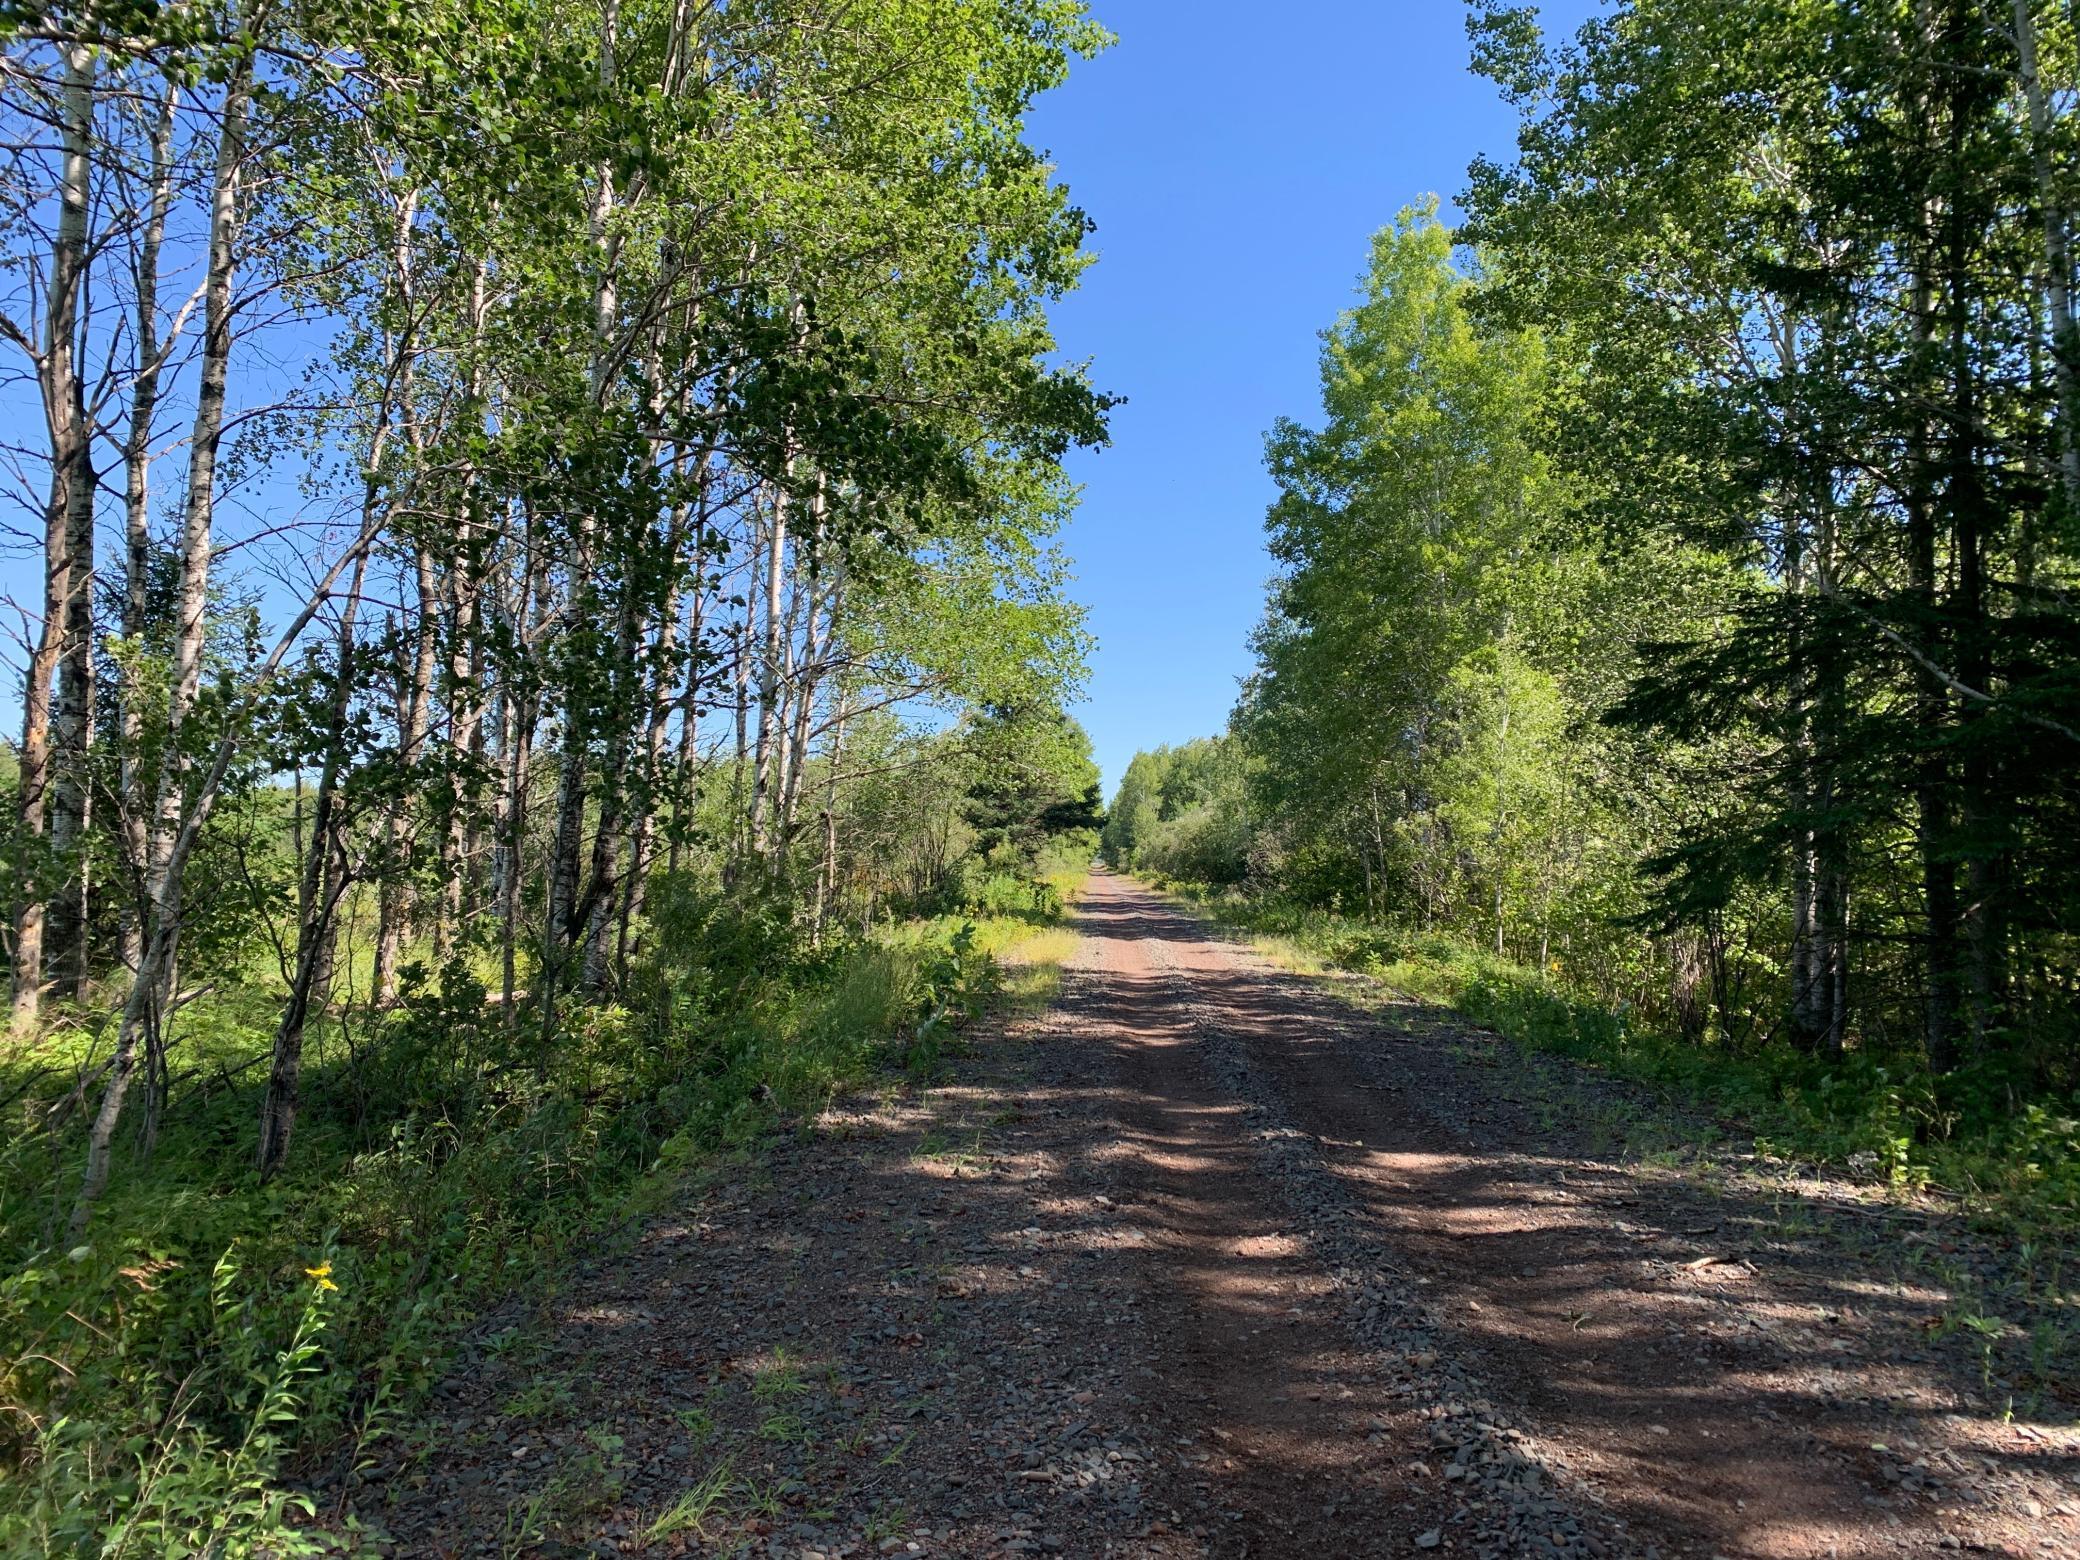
305, 1262, 338, 1292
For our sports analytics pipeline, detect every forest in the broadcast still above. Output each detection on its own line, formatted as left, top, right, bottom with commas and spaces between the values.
7, 0, 2080, 1554
0, 0, 1105, 1546
1108, 4, 2080, 1219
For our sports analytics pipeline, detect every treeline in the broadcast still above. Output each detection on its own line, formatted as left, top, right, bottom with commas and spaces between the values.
1109, 1, 2080, 1169
0, 0, 1105, 1543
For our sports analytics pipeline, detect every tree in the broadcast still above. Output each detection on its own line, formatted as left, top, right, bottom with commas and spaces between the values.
0, 0, 1114, 1224
1466, 0, 2080, 1075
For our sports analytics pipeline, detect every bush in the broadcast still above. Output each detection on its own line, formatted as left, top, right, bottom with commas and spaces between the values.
941, 860, 1063, 925
0, 897, 1022, 1551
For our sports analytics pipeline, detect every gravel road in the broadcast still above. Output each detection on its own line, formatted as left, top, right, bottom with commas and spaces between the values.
351, 872, 2079, 1559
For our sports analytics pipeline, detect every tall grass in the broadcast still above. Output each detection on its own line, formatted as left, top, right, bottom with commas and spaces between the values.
0, 880, 1080, 1553
891, 856, 1088, 1018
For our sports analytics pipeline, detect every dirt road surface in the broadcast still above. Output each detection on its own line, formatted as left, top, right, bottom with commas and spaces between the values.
354, 872, 2079, 1559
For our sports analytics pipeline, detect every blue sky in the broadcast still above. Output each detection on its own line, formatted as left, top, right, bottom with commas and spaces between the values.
1028, 1, 1600, 797
0, 6, 1600, 796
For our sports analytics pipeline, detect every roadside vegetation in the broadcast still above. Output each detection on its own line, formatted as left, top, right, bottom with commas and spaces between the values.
2, 838, 1093, 1554
0, 0, 1107, 1549
1109, 1, 2080, 1240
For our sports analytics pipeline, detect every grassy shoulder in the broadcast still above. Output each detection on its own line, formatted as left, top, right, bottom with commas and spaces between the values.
905, 862, 1085, 1020
0, 874, 1084, 1556
1140, 875, 2080, 1237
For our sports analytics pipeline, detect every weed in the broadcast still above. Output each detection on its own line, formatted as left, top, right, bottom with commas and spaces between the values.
501, 1374, 576, 1420
864, 1501, 912, 1543
501, 1468, 573, 1560
750, 1348, 809, 1403
645, 1458, 738, 1542
1941, 1311, 2009, 1393
0, 871, 1086, 1549
757, 1411, 812, 1445
740, 1478, 785, 1519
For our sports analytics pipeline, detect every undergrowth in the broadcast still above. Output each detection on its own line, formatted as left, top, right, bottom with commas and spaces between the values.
0, 871, 1081, 1554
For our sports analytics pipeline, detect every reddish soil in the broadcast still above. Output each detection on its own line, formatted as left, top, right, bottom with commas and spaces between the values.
353, 872, 2079, 1559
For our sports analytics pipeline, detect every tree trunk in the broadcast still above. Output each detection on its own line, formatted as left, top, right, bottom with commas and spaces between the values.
576, 586, 646, 992
617, 588, 684, 972
540, 677, 590, 1010
1907, 64, 1963, 1072
1785, 495, 1829, 1054
115, 78, 180, 982
811, 685, 851, 946
1809, 500, 1851, 1057
727, 544, 756, 873
1490, 699, 1512, 958
77, 55, 255, 1228
747, 482, 791, 862
496, 530, 546, 1021
1945, 23, 2004, 1053
666, 536, 709, 879
440, 258, 494, 950
498, 685, 539, 1019
257, 551, 369, 1178
2014, 0, 2080, 516
12, 41, 97, 1039
373, 548, 439, 1002
438, 547, 482, 957
774, 564, 835, 873
47, 345, 98, 1001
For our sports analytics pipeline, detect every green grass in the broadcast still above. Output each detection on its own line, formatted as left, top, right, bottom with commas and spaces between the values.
643, 1458, 739, 1542
0, 879, 1080, 1555
748, 1347, 810, 1403
887, 863, 1087, 1026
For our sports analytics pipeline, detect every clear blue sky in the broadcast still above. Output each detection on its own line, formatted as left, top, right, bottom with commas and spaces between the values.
1028, 1, 1599, 798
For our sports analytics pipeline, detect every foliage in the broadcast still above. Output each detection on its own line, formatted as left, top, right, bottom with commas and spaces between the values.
1100, 736, 1254, 884
1115, 1, 2080, 1233
1215, 205, 1707, 985
1463, 0, 2080, 1072
0, 882, 1071, 1548
0, 0, 1111, 1544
